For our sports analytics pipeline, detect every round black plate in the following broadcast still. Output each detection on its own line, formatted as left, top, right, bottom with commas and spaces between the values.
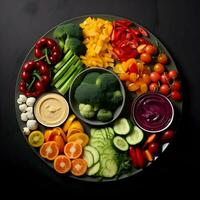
15, 14, 183, 182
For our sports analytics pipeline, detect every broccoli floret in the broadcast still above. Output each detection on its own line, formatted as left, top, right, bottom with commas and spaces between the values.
64, 37, 86, 55
96, 73, 119, 91
74, 83, 103, 104
79, 103, 98, 119
97, 109, 113, 122
111, 90, 123, 105
82, 72, 101, 84
104, 90, 123, 110
53, 23, 83, 49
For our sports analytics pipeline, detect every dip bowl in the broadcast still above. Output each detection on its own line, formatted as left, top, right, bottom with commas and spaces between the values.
132, 93, 174, 133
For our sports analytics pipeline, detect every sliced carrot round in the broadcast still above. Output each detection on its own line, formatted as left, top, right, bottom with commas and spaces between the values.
54, 155, 71, 174
71, 158, 87, 176
67, 133, 89, 147
63, 114, 76, 133
67, 120, 84, 134
54, 135, 65, 153
67, 128, 83, 139
44, 129, 52, 142
64, 142, 82, 159
40, 141, 59, 160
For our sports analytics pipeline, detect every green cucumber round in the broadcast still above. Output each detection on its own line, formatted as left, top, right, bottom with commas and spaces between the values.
126, 126, 144, 145
113, 118, 132, 135
113, 136, 129, 151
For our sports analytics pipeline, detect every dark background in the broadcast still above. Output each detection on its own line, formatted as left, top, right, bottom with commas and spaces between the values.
0, 0, 198, 196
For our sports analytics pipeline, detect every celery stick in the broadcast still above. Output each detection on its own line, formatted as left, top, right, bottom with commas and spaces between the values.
55, 64, 77, 88
55, 59, 83, 88
54, 49, 73, 71
58, 66, 83, 95
52, 55, 78, 85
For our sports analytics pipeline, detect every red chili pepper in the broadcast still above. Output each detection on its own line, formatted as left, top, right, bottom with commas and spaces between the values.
34, 37, 61, 64
19, 60, 51, 97
113, 19, 133, 27
138, 27, 149, 37
129, 146, 139, 168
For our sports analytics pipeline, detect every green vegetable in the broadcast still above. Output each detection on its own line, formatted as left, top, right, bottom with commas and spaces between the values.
126, 126, 144, 145
55, 59, 81, 88
113, 118, 132, 135
96, 109, 113, 122
106, 90, 123, 110
82, 72, 100, 84
64, 37, 86, 55
75, 84, 103, 104
113, 136, 129, 151
58, 66, 83, 95
79, 103, 98, 119
52, 54, 79, 85
96, 73, 119, 91
53, 23, 82, 48
53, 49, 74, 72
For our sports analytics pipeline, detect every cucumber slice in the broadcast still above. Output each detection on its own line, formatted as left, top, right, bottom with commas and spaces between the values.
126, 126, 144, 145
113, 136, 129, 151
87, 162, 100, 176
83, 150, 94, 168
84, 145, 100, 164
113, 118, 131, 135
102, 159, 118, 178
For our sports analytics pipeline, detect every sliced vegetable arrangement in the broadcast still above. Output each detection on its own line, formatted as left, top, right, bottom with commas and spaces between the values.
16, 15, 183, 181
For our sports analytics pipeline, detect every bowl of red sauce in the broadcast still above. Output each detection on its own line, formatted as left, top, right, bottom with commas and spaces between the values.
132, 93, 174, 133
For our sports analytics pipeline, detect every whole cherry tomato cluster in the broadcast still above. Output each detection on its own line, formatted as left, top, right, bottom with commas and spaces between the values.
149, 66, 182, 101
129, 129, 175, 169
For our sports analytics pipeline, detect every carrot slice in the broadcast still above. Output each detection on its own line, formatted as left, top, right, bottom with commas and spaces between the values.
63, 114, 76, 133
67, 120, 84, 134
64, 142, 82, 159
54, 135, 65, 153
40, 141, 59, 160
54, 155, 71, 174
71, 158, 87, 176
67, 133, 89, 147
67, 129, 83, 139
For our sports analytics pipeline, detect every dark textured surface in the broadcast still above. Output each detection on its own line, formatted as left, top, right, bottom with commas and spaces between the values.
0, 0, 198, 195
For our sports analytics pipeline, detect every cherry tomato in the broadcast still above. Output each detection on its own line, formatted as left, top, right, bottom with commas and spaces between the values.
171, 91, 182, 101
168, 70, 178, 79
157, 53, 168, 64
141, 74, 151, 84
154, 63, 165, 74
160, 130, 175, 143
148, 142, 159, 155
160, 84, 170, 95
145, 45, 157, 55
171, 80, 181, 91
140, 53, 152, 63
149, 82, 158, 92
137, 44, 147, 54
150, 72, 161, 82
160, 73, 170, 84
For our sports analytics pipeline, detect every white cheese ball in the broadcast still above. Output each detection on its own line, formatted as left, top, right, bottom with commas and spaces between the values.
26, 107, 33, 114
26, 112, 34, 120
21, 113, 28, 122
26, 97, 36, 107
17, 95, 27, 104
26, 120, 38, 130
19, 104, 28, 113
23, 127, 30, 135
